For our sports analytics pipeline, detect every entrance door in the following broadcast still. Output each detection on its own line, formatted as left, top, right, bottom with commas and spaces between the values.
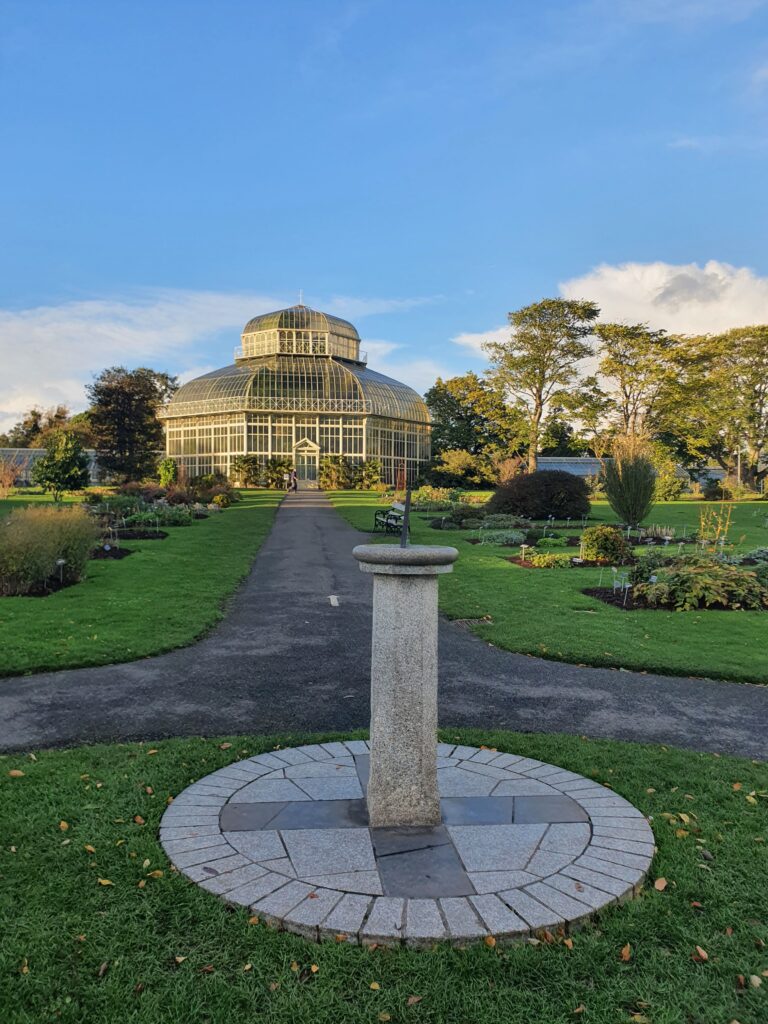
293, 439, 319, 489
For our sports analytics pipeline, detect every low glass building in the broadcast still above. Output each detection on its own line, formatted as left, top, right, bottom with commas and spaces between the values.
161, 305, 431, 487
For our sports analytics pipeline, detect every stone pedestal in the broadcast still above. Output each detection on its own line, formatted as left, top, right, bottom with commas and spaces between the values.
352, 544, 459, 827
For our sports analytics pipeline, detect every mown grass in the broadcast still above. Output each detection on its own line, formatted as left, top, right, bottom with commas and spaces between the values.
1, 730, 766, 1024
0, 491, 281, 677
329, 493, 768, 684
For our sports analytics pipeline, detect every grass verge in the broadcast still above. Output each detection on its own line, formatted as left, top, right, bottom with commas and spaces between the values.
0, 491, 281, 676
328, 493, 768, 683
1, 730, 766, 1023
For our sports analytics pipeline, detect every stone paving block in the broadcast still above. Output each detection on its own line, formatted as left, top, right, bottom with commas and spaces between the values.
282, 828, 376, 876
251, 880, 315, 924
259, 858, 296, 877
319, 892, 372, 943
160, 825, 221, 840
268, 799, 369, 830
560, 863, 631, 898
436, 743, 456, 757
468, 749, 502, 764
303, 871, 383, 895
342, 740, 370, 755
167, 793, 226, 807
576, 854, 644, 885
557, 778, 612, 793
270, 748, 312, 766
258, 769, 286, 780
249, 752, 291, 770
199, 863, 269, 895
540, 823, 591, 855
293, 776, 364, 801
545, 872, 618, 909
492, 780, 561, 797
440, 796, 514, 825
226, 871, 290, 906
230, 779, 312, 803
523, 764, 566, 779
574, 796, 637, 810
224, 830, 286, 861
487, 752, 524, 769
469, 894, 528, 938
437, 768, 497, 797
436, 757, 459, 768
184, 781, 239, 795
523, 882, 593, 925
449, 824, 546, 872
371, 825, 450, 857
162, 835, 229, 856
526, 850, 574, 877
509, 758, 545, 774
468, 870, 538, 894
171, 843, 238, 870
591, 835, 656, 856
498, 888, 563, 932
208, 767, 267, 784
579, 846, 651, 871
320, 742, 351, 758
183, 854, 251, 882
283, 761, 356, 779
514, 795, 588, 824
360, 896, 405, 946
405, 899, 447, 947
592, 824, 654, 842
294, 744, 335, 761
582, 807, 646, 821
540, 770, 582, 785
287, 887, 345, 939
377, 842, 474, 898
458, 761, 515, 780
160, 814, 223, 830
439, 897, 487, 944
219, 802, 287, 831
451, 744, 481, 760
162, 803, 221, 819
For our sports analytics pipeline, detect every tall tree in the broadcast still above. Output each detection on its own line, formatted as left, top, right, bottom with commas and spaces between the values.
87, 367, 178, 481
0, 405, 70, 448
424, 372, 524, 458
593, 323, 673, 435
484, 298, 599, 471
31, 431, 90, 501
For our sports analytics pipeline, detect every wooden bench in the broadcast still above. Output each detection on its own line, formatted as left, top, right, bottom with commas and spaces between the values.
373, 501, 410, 535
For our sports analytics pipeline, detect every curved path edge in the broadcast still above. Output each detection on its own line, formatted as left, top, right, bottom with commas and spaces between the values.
1, 492, 766, 759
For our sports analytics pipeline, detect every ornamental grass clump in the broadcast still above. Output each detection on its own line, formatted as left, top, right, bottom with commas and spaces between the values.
603, 436, 656, 528
0, 505, 99, 596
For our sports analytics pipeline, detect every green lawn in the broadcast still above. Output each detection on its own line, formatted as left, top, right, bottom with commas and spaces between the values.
329, 493, 768, 684
1, 730, 766, 1024
0, 490, 281, 677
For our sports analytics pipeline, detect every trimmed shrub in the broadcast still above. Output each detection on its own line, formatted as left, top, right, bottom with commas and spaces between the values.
603, 436, 656, 527
488, 470, 590, 520
478, 529, 526, 546
482, 513, 531, 529
634, 558, 768, 611
0, 505, 99, 596
529, 552, 572, 569
581, 524, 634, 565
535, 536, 568, 548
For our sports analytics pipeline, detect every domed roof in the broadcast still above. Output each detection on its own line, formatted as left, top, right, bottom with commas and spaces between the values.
243, 305, 360, 342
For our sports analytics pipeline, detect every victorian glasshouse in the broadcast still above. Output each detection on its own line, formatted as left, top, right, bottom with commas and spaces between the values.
161, 305, 431, 487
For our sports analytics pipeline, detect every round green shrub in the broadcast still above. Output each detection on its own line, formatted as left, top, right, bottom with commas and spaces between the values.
488, 471, 590, 520
528, 552, 572, 569
580, 524, 634, 564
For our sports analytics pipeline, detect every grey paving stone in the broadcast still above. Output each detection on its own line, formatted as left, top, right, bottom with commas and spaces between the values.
282, 828, 376, 876
167, 793, 226, 806
160, 825, 221, 840
249, 752, 291, 770
171, 843, 238, 870
360, 896, 405, 946
283, 761, 356, 779
437, 768, 498, 797
468, 894, 528, 938
523, 882, 593, 925
227, 871, 290, 906
560, 863, 632, 898
468, 870, 538, 893
468, 749, 501, 764
436, 757, 460, 768
223, 830, 286, 861
557, 779, 611, 793
458, 761, 516, 780
286, 887, 344, 940
257, 769, 286, 780
492, 780, 561, 797
523, 764, 566, 779
199, 862, 269, 895
437, 743, 456, 757
229, 779, 312, 803
183, 853, 251, 881
268, 799, 369, 830
183, 782, 238, 796
160, 812, 221, 828
342, 740, 370, 755
539, 770, 582, 785
353, 754, 370, 793
583, 808, 646, 822
508, 758, 545, 773
303, 871, 383, 895
208, 766, 268, 784
440, 797, 514, 825
526, 850, 575, 877
293, 776, 364, 801
162, 835, 229, 856
448, 824, 546, 872
439, 897, 487, 943
270, 748, 312, 765
590, 835, 656, 856
258, 857, 296, 877
371, 825, 450, 857
294, 744, 335, 761
576, 854, 645, 885
545, 872, 618, 909
451, 744, 481, 760
592, 824, 655, 842
487, 753, 524, 769
219, 802, 287, 831
574, 796, 638, 810
514, 796, 588, 824
580, 846, 651, 871
251, 880, 315, 924
498, 889, 563, 932
320, 742, 352, 758
319, 893, 372, 942
540, 823, 591, 855
405, 899, 447, 947
378, 843, 474, 898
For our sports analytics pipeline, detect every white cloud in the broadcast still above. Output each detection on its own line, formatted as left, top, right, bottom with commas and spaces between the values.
360, 338, 447, 395
451, 325, 509, 355
0, 289, 436, 432
559, 260, 768, 333
325, 295, 438, 319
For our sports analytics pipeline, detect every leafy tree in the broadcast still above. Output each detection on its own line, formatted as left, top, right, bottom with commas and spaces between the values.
484, 298, 599, 471
354, 458, 383, 490
319, 455, 354, 489
0, 405, 70, 448
425, 449, 492, 488
86, 367, 177, 482
31, 431, 90, 501
424, 373, 524, 460
594, 323, 674, 435
263, 456, 293, 488
157, 457, 179, 489
230, 454, 262, 487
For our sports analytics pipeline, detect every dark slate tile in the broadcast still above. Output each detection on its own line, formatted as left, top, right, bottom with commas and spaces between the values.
219, 802, 287, 831
354, 753, 370, 794
371, 824, 451, 857
268, 799, 370, 830
378, 842, 475, 898
513, 795, 589, 824
440, 797, 515, 825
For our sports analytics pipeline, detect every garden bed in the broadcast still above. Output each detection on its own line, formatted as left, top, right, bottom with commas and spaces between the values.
109, 528, 169, 540
91, 545, 134, 560
582, 587, 757, 612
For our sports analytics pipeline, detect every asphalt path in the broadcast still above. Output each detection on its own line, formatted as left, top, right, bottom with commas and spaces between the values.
1, 492, 766, 758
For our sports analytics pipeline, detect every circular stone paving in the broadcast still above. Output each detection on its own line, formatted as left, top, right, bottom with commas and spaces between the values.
159, 741, 655, 947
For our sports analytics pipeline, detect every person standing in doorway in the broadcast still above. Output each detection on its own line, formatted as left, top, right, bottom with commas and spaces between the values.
290, 468, 298, 492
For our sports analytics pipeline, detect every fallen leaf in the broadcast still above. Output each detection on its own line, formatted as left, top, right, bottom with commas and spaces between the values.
174, 956, 187, 964
144, 786, 153, 795
750, 975, 763, 988
733, 782, 742, 791
335, 933, 348, 942
243, 963, 252, 972
379, 1015, 391, 1022
654, 878, 668, 892
59, 821, 69, 832
572, 1006, 585, 1015
147, 749, 158, 755
675, 828, 689, 839
746, 795, 758, 806
199, 964, 214, 974
290, 961, 299, 973
691, 901, 704, 910
308, 892, 319, 899
147, 870, 163, 878
370, 981, 381, 990
248, 915, 259, 925
219, 742, 232, 750
543, 930, 556, 944
694, 945, 709, 961
725, 926, 734, 937
133, 815, 145, 826
97, 878, 113, 886
484, 936, 497, 948
20, 958, 29, 975
133, 982, 144, 994
737, 974, 746, 988
563, 938, 574, 949
407, 995, 423, 1006
310, 964, 319, 974
97, 962, 109, 978
8, 769, 24, 778
84, 844, 96, 855
620, 943, 632, 962
75, 934, 86, 942
269, 981, 279, 991
678, 813, 691, 825
646, 787, 655, 794
137, 880, 146, 889
142, 858, 151, 869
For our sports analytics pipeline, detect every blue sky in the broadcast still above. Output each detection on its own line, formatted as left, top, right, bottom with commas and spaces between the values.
1, 0, 768, 427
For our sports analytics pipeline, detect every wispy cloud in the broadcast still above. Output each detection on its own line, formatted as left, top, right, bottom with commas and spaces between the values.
668, 133, 768, 153
451, 325, 509, 356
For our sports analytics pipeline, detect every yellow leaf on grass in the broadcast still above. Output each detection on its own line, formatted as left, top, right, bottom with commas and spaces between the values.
732, 782, 742, 791
379, 1015, 391, 1022
59, 821, 69, 831
142, 858, 150, 869
174, 956, 187, 964
369, 981, 380, 990
678, 813, 691, 825
694, 945, 708, 961
290, 961, 299, 972
147, 870, 163, 878
654, 878, 668, 891
620, 943, 632, 962
97, 878, 113, 886
20, 958, 29, 974
137, 880, 146, 889
243, 963, 252, 972
133, 815, 145, 825
84, 845, 96, 855
675, 829, 689, 839
746, 795, 758, 805
563, 938, 574, 949
572, 1006, 585, 1015
147, 749, 158, 755
247, 915, 259, 925
310, 964, 319, 974
749, 975, 763, 988
484, 936, 497, 947
8, 769, 24, 778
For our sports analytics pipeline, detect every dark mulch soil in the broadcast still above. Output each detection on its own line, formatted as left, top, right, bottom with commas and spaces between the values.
1, 577, 76, 598
91, 545, 133, 560
109, 529, 169, 540
582, 587, 750, 612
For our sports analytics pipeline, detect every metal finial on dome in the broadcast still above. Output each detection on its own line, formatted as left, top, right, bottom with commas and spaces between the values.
298, 288, 304, 306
